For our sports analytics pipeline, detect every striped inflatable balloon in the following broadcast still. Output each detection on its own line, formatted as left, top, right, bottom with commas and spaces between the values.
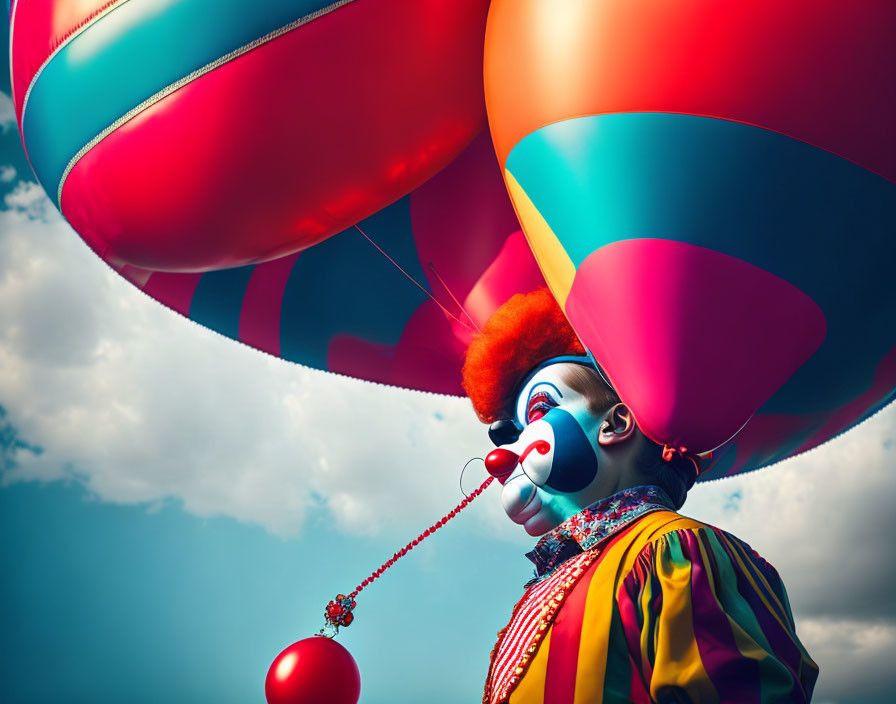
10, 0, 490, 271
85, 133, 546, 395
485, 0, 896, 476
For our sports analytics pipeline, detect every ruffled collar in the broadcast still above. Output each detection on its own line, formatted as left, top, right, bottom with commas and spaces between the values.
525, 485, 675, 581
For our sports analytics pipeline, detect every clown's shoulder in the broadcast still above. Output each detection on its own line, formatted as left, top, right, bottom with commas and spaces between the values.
620, 509, 792, 607
488, 509, 819, 704
611, 510, 820, 703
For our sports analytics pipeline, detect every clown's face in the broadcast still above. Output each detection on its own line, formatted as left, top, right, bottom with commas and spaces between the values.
485, 362, 607, 536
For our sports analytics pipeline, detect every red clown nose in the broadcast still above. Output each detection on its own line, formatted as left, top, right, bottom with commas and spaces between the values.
485, 448, 519, 483
265, 636, 360, 704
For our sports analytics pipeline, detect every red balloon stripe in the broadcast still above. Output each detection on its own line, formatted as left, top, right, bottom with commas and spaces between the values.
348, 477, 494, 599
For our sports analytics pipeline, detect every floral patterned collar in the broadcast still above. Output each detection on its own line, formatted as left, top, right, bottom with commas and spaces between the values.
525, 485, 675, 581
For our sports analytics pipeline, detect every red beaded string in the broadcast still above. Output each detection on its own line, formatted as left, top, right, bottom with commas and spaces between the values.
348, 476, 494, 600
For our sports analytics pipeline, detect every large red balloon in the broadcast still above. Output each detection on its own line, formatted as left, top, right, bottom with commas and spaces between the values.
265, 637, 360, 704
54, 132, 544, 396
11, 0, 490, 271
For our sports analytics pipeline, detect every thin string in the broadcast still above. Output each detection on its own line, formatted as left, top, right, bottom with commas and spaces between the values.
347, 476, 494, 600
459, 457, 485, 497
354, 224, 475, 332
428, 262, 482, 333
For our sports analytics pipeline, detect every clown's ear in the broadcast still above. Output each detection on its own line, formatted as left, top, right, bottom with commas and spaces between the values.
597, 404, 636, 447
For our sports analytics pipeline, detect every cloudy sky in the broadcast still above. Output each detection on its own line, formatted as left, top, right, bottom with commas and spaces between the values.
2, 26, 894, 704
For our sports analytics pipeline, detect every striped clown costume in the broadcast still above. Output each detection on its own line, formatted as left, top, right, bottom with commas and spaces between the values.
462, 289, 818, 703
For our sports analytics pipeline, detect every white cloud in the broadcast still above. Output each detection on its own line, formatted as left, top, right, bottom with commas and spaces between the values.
797, 617, 895, 703
0, 91, 15, 133
0, 182, 504, 538
3, 180, 51, 219
0, 165, 16, 183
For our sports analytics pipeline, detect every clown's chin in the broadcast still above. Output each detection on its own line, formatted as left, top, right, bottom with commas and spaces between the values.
504, 491, 558, 537
522, 509, 560, 537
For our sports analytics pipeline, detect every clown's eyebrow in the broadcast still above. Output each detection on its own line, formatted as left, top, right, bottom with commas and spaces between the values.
529, 381, 563, 400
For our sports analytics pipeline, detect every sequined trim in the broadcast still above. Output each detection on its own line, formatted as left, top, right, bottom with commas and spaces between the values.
484, 551, 598, 704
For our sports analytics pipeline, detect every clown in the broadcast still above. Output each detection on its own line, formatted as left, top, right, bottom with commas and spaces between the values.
462, 289, 818, 704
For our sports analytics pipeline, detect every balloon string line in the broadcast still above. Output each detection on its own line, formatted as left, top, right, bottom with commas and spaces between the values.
348, 476, 494, 600
353, 224, 476, 333
428, 262, 482, 334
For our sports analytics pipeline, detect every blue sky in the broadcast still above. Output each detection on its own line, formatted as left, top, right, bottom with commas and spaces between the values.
0, 479, 532, 703
2, 10, 895, 703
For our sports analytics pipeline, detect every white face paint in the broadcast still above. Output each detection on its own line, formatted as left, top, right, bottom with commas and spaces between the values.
489, 362, 606, 536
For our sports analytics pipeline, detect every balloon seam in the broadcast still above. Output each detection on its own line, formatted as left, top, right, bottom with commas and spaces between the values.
8, 0, 19, 107
19, 0, 134, 136
54, 0, 358, 208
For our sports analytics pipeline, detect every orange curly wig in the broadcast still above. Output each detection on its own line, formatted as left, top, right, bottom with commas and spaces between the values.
462, 288, 586, 423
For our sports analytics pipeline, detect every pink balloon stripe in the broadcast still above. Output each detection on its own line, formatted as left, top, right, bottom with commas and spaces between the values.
142, 271, 203, 317
238, 252, 300, 358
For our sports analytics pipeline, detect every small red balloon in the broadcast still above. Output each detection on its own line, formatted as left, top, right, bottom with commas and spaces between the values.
265, 636, 360, 704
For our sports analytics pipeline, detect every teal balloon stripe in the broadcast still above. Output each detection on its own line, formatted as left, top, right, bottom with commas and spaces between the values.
189, 265, 255, 342
505, 112, 896, 415
279, 196, 431, 370
21, 0, 354, 205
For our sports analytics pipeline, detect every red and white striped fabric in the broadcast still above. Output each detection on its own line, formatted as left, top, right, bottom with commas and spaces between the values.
486, 551, 597, 704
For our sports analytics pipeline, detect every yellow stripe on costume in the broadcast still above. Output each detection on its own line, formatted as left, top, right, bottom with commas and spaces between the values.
650, 531, 718, 701
637, 560, 654, 679
576, 513, 708, 704
509, 630, 552, 704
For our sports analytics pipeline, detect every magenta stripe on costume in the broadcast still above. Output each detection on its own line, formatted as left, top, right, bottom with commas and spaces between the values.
719, 535, 805, 687
629, 661, 651, 704
617, 556, 648, 676
681, 529, 760, 704
618, 557, 653, 701
142, 272, 203, 316
239, 252, 299, 357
